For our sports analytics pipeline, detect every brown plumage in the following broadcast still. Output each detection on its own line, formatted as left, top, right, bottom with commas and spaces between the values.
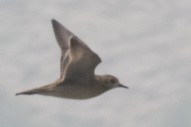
16, 19, 128, 99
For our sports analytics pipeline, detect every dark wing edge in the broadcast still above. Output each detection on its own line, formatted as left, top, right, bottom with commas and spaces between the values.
52, 19, 71, 78
51, 19, 100, 80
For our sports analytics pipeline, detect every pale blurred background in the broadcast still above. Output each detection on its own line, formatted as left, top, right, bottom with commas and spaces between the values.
0, 0, 191, 127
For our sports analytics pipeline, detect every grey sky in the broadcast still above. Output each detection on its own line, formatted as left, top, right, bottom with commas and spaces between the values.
0, 0, 191, 127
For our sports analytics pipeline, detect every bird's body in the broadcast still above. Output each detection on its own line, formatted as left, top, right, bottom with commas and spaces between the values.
16, 19, 128, 99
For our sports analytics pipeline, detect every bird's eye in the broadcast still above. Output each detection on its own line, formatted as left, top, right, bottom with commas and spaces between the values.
109, 78, 116, 84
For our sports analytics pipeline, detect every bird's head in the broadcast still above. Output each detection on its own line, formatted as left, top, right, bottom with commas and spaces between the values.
102, 75, 128, 89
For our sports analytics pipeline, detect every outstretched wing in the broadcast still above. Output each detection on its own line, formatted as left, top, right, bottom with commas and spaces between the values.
51, 19, 94, 79
62, 35, 101, 84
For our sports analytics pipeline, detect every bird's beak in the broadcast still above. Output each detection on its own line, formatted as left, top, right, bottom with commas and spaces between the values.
118, 84, 129, 89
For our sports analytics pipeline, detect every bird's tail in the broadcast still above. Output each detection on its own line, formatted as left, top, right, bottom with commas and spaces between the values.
15, 87, 44, 96
15, 80, 60, 96
15, 86, 46, 96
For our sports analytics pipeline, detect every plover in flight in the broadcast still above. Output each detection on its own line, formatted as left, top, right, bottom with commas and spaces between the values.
16, 19, 128, 99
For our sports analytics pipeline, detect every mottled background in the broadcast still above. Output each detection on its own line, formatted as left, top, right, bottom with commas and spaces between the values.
1, 0, 191, 127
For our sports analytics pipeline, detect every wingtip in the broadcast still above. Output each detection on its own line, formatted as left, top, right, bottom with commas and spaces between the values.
51, 19, 56, 25
51, 18, 56, 23
51, 19, 64, 32
51, 19, 60, 26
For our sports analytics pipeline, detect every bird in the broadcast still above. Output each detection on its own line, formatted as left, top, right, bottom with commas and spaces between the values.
16, 19, 128, 99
